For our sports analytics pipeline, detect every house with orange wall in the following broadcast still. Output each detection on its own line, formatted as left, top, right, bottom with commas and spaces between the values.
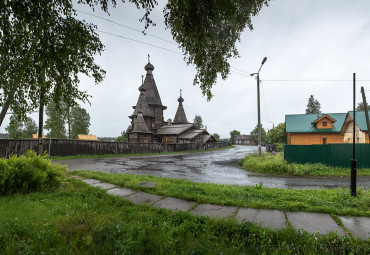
285, 111, 369, 145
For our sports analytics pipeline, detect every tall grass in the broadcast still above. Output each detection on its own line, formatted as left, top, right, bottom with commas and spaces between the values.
240, 153, 370, 176
0, 180, 368, 254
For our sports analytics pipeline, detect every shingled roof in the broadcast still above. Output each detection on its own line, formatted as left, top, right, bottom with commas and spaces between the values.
131, 82, 152, 118
132, 110, 151, 133
173, 91, 189, 124
143, 61, 164, 107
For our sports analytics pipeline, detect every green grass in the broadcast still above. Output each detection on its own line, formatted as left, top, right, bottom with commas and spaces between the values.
0, 180, 368, 254
51, 146, 235, 160
240, 153, 370, 176
71, 171, 370, 217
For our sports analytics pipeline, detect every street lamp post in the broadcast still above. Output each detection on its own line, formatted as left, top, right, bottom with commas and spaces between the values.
251, 57, 267, 157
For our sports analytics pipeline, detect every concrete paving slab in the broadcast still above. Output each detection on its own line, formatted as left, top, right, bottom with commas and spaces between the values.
235, 208, 286, 230
287, 212, 345, 235
338, 216, 370, 240
125, 191, 163, 205
191, 204, 237, 218
107, 187, 137, 197
153, 197, 196, 212
82, 179, 101, 185
90, 182, 117, 190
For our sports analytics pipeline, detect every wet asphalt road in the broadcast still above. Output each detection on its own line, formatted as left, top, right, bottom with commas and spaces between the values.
56, 145, 370, 189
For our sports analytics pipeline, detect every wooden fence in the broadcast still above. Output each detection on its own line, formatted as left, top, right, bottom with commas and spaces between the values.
0, 139, 232, 157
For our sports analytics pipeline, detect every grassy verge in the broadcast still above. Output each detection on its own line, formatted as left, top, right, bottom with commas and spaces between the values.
51, 146, 235, 160
71, 171, 370, 217
0, 180, 368, 254
240, 153, 370, 177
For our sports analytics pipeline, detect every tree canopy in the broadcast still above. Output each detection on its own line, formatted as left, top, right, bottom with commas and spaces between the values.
250, 125, 266, 142
164, 0, 270, 100
6, 114, 38, 139
356, 102, 370, 111
266, 123, 286, 144
229, 130, 240, 143
0, 0, 110, 126
115, 131, 127, 142
70, 105, 91, 139
44, 101, 68, 138
212, 133, 220, 141
193, 115, 204, 129
305, 95, 322, 114
0, 0, 270, 125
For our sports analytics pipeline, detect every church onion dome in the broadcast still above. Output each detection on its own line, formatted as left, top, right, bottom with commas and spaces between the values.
145, 62, 154, 72
139, 84, 146, 92
178, 95, 184, 103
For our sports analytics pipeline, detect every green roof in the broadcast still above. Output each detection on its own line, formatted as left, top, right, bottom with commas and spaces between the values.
349, 111, 369, 131
285, 113, 347, 133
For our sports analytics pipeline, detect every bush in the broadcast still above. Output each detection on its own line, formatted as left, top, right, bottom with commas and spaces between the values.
0, 150, 67, 195
274, 143, 284, 152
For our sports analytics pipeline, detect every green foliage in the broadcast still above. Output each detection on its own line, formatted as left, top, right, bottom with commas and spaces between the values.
193, 114, 203, 129
167, 118, 172, 125
0, 179, 368, 254
267, 123, 286, 144
0, 0, 106, 122
44, 101, 68, 139
164, 0, 270, 100
0, 150, 66, 195
274, 143, 284, 152
356, 102, 370, 111
70, 104, 91, 139
115, 131, 127, 142
250, 124, 267, 142
305, 95, 322, 114
212, 133, 220, 141
5, 114, 38, 139
229, 130, 240, 143
240, 153, 370, 177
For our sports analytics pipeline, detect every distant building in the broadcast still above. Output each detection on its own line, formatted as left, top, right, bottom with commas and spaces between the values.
32, 134, 46, 139
285, 111, 369, 145
126, 59, 216, 144
76, 134, 98, 141
234, 135, 256, 145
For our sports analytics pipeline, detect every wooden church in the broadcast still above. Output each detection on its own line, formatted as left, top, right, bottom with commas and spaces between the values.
126, 59, 215, 144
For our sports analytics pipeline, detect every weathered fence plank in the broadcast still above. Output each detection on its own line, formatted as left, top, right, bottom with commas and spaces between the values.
0, 139, 231, 157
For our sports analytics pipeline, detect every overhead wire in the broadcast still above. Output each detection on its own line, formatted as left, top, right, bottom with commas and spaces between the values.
77, 9, 254, 79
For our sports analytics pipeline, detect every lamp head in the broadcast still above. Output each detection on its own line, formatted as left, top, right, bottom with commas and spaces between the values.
262, 57, 267, 65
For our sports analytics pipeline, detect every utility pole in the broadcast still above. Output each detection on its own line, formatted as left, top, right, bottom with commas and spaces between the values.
68, 106, 71, 139
351, 73, 357, 196
361, 86, 370, 142
250, 57, 267, 157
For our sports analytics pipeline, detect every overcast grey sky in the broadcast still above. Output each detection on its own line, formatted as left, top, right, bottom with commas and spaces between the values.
2, 0, 370, 138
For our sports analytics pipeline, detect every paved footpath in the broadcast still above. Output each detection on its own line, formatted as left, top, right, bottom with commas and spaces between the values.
75, 177, 370, 240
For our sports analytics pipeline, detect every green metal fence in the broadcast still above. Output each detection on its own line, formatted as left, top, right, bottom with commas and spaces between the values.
284, 144, 370, 168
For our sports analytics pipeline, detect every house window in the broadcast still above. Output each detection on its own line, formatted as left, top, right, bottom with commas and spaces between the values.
323, 138, 327, 145
323, 121, 327, 126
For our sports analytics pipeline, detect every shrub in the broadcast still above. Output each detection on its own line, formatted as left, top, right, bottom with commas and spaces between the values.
0, 150, 67, 195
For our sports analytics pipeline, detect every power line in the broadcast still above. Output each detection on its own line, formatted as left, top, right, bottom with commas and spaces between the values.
77, 9, 178, 46
97, 30, 183, 55
262, 79, 370, 82
77, 9, 253, 78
